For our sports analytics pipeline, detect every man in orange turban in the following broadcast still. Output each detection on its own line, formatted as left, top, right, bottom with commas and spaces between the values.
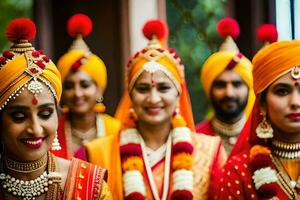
196, 18, 255, 155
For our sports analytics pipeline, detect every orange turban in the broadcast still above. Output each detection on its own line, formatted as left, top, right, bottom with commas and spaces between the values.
253, 40, 300, 95
0, 18, 62, 111
57, 49, 107, 91
115, 19, 195, 131
201, 51, 255, 117
57, 14, 107, 91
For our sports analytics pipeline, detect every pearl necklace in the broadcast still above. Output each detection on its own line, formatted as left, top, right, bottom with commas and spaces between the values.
0, 152, 62, 200
0, 171, 58, 199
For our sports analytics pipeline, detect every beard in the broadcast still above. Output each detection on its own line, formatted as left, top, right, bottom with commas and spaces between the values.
211, 95, 248, 122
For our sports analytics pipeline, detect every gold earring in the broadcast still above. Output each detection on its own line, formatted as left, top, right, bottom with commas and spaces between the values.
256, 112, 273, 139
94, 96, 106, 113
51, 131, 61, 151
171, 107, 187, 128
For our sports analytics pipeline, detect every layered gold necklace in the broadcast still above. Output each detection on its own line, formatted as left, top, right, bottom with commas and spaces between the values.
4, 153, 47, 173
272, 139, 300, 159
0, 152, 62, 200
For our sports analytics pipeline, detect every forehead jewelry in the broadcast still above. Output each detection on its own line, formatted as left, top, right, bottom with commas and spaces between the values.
291, 66, 300, 87
143, 61, 162, 88
291, 66, 300, 79
27, 78, 43, 105
24, 51, 47, 105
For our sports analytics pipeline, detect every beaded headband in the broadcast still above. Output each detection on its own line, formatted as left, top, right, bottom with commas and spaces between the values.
126, 20, 184, 93
0, 18, 57, 111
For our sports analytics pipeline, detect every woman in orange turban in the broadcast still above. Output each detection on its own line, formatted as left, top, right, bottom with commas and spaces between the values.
54, 14, 120, 160
215, 40, 300, 199
85, 19, 226, 200
0, 18, 111, 199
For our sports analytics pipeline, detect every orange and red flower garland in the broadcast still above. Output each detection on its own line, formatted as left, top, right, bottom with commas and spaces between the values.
249, 145, 284, 199
120, 126, 194, 200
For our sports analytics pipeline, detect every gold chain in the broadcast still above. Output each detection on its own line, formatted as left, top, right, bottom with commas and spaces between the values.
4, 153, 47, 173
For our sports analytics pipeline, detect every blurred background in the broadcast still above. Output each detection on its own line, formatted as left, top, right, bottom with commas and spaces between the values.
0, 0, 298, 123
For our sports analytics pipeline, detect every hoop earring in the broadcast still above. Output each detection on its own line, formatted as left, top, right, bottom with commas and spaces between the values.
51, 131, 61, 151
256, 112, 273, 139
94, 96, 106, 113
171, 107, 186, 128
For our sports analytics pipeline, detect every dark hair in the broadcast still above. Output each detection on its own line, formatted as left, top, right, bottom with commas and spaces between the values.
259, 85, 271, 108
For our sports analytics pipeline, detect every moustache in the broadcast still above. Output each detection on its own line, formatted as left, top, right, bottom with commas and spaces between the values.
219, 97, 239, 104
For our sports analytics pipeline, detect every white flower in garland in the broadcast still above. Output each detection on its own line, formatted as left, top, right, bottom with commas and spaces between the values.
173, 169, 194, 191
252, 167, 278, 189
120, 128, 140, 145
172, 127, 192, 144
123, 170, 146, 196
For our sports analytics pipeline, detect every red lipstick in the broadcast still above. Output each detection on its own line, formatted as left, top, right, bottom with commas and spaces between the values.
287, 113, 300, 121
146, 107, 161, 115
21, 137, 44, 149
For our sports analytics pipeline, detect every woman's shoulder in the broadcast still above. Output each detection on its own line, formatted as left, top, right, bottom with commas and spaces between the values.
59, 157, 109, 199
101, 113, 122, 135
102, 113, 121, 126
87, 133, 117, 149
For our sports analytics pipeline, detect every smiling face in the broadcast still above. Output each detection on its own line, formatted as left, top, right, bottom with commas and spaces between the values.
210, 70, 249, 122
62, 71, 101, 115
262, 72, 300, 136
0, 82, 58, 161
130, 70, 179, 127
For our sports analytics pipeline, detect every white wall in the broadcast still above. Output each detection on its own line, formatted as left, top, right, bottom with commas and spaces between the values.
129, 0, 158, 54
276, 0, 292, 40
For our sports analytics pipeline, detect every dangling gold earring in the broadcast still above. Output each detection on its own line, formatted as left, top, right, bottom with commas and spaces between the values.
51, 131, 61, 151
171, 107, 187, 128
256, 112, 273, 139
94, 95, 106, 113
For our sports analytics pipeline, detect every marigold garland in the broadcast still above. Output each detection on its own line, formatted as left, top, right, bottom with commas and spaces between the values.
122, 156, 144, 172
249, 145, 280, 198
120, 127, 194, 200
250, 144, 271, 159
172, 152, 193, 170
172, 142, 193, 154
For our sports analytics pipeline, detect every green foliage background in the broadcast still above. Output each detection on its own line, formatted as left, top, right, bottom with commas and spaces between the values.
0, 0, 32, 52
166, 0, 226, 123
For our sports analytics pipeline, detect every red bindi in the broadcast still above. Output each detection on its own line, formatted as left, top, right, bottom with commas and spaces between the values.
32, 96, 38, 105
150, 73, 156, 87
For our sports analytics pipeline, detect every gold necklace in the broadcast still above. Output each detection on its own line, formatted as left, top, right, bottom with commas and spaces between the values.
212, 115, 246, 137
4, 153, 47, 173
272, 139, 300, 159
0, 152, 62, 200
272, 139, 300, 150
272, 156, 300, 199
